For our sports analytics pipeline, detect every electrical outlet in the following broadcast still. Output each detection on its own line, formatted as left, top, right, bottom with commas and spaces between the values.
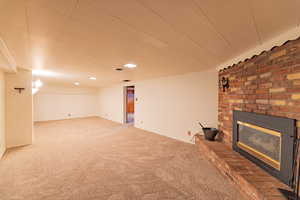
187, 131, 191, 136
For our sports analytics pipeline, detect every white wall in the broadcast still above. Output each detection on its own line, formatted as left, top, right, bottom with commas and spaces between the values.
34, 84, 98, 122
0, 70, 5, 158
98, 69, 218, 143
98, 85, 125, 123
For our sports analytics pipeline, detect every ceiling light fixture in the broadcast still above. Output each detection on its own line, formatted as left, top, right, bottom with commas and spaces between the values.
32, 88, 39, 95
32, 69, 59, 77
32, 79, 43, 95
74, 82, 80, 86
34, 79, 43, 88
89, 77, 97, 80
124, 63, 137, 68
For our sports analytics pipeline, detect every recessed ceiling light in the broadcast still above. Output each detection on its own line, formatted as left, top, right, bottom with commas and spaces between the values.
89, 77, 97, 80
124, 63, 137, 68
123, 80, 131, 82
74, 82, 80, 86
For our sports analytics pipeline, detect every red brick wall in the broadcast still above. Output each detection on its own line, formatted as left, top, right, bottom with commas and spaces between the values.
218, 38, 300, 145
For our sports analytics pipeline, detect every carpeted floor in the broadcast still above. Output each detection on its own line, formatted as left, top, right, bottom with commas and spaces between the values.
0, 117, 245, 200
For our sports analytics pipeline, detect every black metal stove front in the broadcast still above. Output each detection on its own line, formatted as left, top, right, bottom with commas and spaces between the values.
233, 110, 297, 186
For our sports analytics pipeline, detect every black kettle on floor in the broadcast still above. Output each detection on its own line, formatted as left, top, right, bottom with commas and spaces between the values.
198, 122, 219, 141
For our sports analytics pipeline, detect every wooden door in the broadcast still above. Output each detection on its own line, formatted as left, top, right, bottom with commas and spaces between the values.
126, 86, 134, 123
127, 87, 134, 113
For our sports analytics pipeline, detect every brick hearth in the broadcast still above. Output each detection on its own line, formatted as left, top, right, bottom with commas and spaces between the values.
195, 135, 292, 200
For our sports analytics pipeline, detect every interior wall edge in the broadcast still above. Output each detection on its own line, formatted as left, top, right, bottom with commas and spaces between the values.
0, 69, 5, 159
0, 37, 17, 73
0, 148, 5, 159
5, 69, 33, 149
217, 26, 300, 70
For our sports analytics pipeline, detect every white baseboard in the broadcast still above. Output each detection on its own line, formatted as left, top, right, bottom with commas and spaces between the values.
34, 115, 99, 123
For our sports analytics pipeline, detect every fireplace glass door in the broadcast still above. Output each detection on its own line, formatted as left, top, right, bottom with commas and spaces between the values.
237, 121, 281, 170
233, 110, 296, 186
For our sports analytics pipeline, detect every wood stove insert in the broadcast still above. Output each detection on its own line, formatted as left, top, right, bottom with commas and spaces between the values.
233, 110, 297, 186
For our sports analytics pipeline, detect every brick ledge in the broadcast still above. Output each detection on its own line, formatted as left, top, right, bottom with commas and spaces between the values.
195, 135, 292, 200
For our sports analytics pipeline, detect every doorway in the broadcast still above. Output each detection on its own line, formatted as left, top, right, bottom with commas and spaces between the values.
125, 86, 135, 124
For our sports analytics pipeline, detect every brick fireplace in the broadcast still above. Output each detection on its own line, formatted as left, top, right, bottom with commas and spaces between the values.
218, 38, 300, 145
195, 37, 300, 200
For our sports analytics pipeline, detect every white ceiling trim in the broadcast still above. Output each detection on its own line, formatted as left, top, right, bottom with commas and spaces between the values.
0, 37, 17, 72
216, 26, 300, 70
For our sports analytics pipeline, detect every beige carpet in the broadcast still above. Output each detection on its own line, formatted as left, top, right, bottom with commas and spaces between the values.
0, 117, 245, 200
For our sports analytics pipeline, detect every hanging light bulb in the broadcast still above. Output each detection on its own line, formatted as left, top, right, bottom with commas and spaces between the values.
32, 79, 43, 95
32, 88, 39, 94
34, 79, 43, 88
